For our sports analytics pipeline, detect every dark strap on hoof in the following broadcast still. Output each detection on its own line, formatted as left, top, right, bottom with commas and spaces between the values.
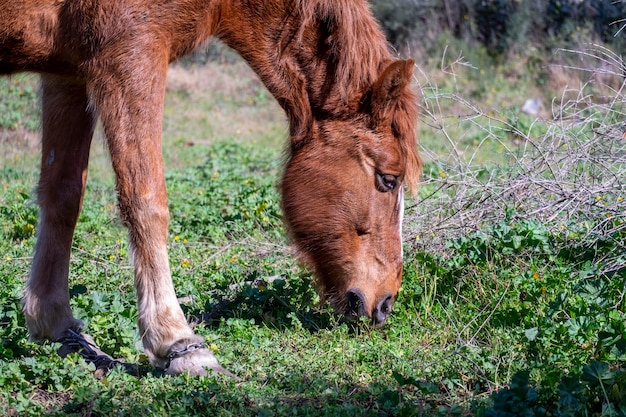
55, 329, 135, 374
164, 342, 205, 372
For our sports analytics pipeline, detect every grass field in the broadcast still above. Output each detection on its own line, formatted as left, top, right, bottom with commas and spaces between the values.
1, 42, 625, 416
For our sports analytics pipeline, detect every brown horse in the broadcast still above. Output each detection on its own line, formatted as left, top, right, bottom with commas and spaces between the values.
0, 0, 420, 376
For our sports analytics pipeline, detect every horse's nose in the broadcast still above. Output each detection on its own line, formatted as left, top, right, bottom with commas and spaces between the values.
345, 289, 366, 318
372, 293, 394, 327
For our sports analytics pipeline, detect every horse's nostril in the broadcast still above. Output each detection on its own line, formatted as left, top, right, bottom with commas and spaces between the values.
345, 289, 366, 318
372, 293, 394, 327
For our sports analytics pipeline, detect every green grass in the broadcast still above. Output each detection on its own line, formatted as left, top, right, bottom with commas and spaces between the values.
0, 75, 40, 132
1, 50, 625, 415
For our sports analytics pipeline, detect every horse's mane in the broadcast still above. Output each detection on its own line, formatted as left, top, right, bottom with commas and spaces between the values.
296, 0, 389, 102
296, 0, 421, 192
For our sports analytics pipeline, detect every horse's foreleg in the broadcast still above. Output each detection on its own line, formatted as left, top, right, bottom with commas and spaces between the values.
91, 61, 228, 376
23, 77, 95, 341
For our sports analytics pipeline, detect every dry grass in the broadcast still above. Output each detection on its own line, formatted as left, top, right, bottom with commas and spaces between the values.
406, 45, 626, 275
0, 61, 287, 177
163, 62, 286, 156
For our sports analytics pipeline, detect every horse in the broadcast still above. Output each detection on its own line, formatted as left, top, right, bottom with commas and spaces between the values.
0, 0, 420, 376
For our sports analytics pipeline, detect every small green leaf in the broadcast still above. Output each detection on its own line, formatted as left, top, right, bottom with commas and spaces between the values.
582, 361, 613, 383
525, 327, 539, 341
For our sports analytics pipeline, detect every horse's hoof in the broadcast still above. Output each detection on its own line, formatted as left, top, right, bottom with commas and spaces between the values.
165, 344, 237, 379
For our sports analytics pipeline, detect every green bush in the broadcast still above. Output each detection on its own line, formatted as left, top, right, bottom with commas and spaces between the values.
370, 0, 626, 57
371, 0, 474, 52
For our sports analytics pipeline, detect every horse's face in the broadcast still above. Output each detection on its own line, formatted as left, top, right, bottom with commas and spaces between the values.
282, 122, 405, 326
281, 60, 417, 327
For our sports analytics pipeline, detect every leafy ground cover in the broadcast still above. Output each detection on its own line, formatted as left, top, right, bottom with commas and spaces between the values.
1, 44, 625, 416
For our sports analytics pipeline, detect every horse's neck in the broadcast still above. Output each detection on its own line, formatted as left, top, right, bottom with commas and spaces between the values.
210, 0, 388, 121
212, 1, 321, 113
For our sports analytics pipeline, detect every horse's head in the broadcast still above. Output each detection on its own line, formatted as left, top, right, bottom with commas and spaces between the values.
281, 59, 420, 327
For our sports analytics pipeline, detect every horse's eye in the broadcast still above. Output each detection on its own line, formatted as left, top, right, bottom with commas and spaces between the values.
376, 173, 398, 192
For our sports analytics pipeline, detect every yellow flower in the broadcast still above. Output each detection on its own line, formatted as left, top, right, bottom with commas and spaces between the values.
209, 343, 219, 353
181, 259, 190, 268
533, 272, 540, 280
596, 195, 603, 201
174, 235, 180, 241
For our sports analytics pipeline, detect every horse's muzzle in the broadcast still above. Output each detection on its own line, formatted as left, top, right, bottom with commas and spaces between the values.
345, 289, 394, 327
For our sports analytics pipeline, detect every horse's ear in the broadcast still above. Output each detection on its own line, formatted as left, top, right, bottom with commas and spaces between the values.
369, 59, 414, 123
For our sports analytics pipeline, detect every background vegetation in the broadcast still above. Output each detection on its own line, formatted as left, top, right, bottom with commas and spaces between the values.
1, 2, 625, 416
370, 0, 626, 56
